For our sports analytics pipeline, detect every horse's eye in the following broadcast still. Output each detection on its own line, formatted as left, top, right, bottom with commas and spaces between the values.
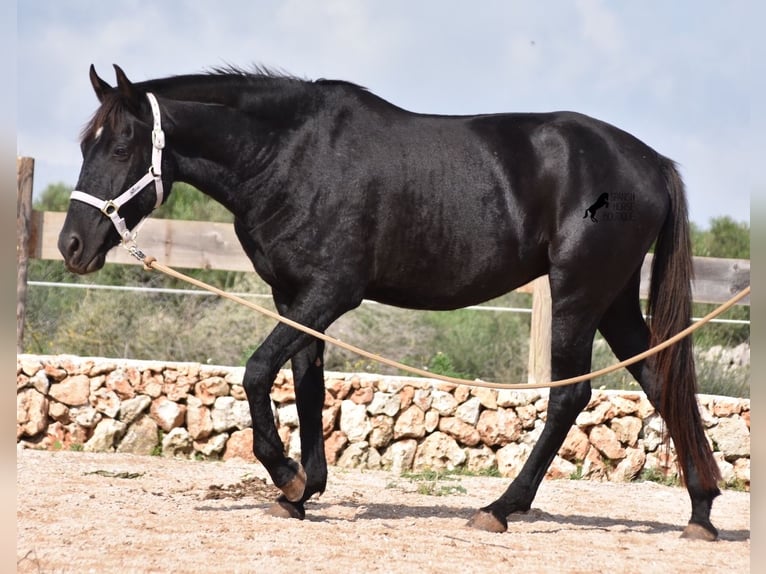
113, 146, 129, 159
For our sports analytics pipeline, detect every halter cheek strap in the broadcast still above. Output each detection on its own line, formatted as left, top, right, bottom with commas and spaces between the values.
70, 92, 165, 244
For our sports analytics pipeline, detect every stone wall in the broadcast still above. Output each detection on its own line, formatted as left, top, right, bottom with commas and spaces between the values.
16, 355, 750, 487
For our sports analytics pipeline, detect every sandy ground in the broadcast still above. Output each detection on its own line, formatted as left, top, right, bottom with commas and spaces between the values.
17, 449, 749, 574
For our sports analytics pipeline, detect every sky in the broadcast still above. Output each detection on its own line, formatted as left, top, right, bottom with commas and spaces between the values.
17, 0, 760, 228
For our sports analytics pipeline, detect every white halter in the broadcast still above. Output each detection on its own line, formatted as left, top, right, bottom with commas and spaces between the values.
70, 92, 165, 245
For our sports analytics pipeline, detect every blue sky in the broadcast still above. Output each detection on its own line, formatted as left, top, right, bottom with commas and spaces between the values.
17, 0, 758, 227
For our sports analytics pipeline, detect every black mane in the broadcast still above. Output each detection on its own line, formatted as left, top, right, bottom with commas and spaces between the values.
80, 65, 367, 143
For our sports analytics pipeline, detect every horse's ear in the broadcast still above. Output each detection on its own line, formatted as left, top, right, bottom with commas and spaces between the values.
113, 64, 143, 112
89, 64, 113, 102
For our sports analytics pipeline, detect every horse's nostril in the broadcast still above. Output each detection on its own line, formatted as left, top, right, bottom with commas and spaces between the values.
59, 233, 82, 261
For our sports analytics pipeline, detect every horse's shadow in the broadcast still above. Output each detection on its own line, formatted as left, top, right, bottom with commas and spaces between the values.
196, 500, 750, 542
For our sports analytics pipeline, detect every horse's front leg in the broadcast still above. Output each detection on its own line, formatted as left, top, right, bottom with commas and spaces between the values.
266, 338, 329, 520
241, 295, 347, 519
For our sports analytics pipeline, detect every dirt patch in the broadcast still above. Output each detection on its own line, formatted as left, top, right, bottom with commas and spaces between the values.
17, 449, 749, 573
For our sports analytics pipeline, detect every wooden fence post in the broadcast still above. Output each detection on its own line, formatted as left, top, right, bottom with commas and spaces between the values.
17, 157, 35, 354
527, 275, 551, 385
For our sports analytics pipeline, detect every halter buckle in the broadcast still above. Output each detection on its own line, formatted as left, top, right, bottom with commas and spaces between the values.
152, 128, 165, 150
101, 200, 119, 216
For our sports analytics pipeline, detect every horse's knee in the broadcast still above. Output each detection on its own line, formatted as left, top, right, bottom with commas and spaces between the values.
548, 383, 591, 418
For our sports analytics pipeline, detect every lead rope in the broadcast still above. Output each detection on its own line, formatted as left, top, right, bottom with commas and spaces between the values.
128, 250, 750, 390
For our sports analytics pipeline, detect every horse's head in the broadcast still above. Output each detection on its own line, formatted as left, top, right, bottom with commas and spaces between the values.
58, 65, 174, 274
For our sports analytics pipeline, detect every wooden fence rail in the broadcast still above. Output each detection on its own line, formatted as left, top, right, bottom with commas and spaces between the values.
16, 157, 750, 382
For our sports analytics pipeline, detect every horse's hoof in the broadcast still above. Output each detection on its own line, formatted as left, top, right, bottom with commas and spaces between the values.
680, 522, 718, 541
265, 498, 305, 520
279, 463, 307, 502
466, 510, 507, 533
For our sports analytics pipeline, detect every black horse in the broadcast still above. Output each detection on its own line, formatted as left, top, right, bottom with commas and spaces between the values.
58, 65, 721, 540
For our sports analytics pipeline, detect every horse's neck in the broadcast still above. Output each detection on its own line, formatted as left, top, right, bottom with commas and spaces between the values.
167, 100, 289, 213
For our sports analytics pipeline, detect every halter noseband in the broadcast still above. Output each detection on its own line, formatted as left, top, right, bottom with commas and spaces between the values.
70, 92, 165, 245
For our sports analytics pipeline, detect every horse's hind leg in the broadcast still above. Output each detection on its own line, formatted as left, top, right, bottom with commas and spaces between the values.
597, 276, 720, 540
468, 282, 598, 532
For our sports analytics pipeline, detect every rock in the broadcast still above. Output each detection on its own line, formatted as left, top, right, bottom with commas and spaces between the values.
163, 377, 192, 402
377, 378, 405, 394
455, 397, 482, 426
150, 397, 187, 432
91, 388, 121, 419
322, 403, 341, 437
713, 452, 735, 484
438, 416, 480, 446
610, 416, 642, 447
575, 400, 613, 427
161, 427, 193, 458
105, 369, 136, 400
369, 415, 395, 449
470, 387, 498, 409
73, 406, 101, 429
589, 425, 626, 460
611, 447, 646, 481
20, 358, 42, 377
231, 400, 252, 430
476, 408, 522, 446
733, 458, 750, 485
324, 431, 349, 465
464, 445, 496, 474
349, 385, 374, 405
117, 415, 159, 455
223, 429, 256, 461
546, 455, 578, 479
641, 414, 666, 452
581, 446, 608, 480
286, 427, 302, 461
211, 397, 251, 433
608, 395, 639, 417
412, 389, 432, 412
118, 395, 152, 425
496, 389, 539, 408
708, 416, 750, 459
496, 442, 532, 478
84, 419, 127, 452
277, 402, 299, 428
393, 405, 426, 440
29, 370, 50, 395
559, 426, 590, 462
48, 400, 71, 424
397, 386, 415, 410
186, 395, 213, 440
326, 377, 353, 401
712, 397, 742, 418
16, 374, 29, 391
367, 392, 401, 417
515, 404, 538, 430
367, 447, 383, 470
385, 439, 418, 474
430, 390, 458, 415
424, 410, 440, 433
337, 441, 369, 468
414, 432, 466, 472
43, 363, 67, 382
193, 433, 229, 458
340, 399, 372, 442
137, 372, 163, 398
49, 375, 90, 406
195, 376, 231, 405
17, 388, 49, 438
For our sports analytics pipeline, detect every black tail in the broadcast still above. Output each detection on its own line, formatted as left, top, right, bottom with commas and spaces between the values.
648, 157, 721, 491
